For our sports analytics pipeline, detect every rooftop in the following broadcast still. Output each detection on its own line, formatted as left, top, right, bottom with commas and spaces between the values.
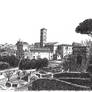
30, 47, 51, 52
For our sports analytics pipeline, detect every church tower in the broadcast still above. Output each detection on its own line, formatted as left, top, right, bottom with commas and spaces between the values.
40, 28, 47, 48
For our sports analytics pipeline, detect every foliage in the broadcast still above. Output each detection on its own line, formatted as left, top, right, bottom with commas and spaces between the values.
75, 19, 92, 36
81, 40, 92, 65
62, 55, 73, 71
35, 58, 42, 70
75, 19, 92, 71
81, 39, 92, 46
19, 58, 49, 70
0, 61, 10, 70
8, 55, 19, 67
30, 59, 37, 69
63, 54, 84, 72
42, 58, 48, 67
1, 55, 19, 67
19, 58, 31, 70
35, 58, 48, 70
62, 60, 69, 71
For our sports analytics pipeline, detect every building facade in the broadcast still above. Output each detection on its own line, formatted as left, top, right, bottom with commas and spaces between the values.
29, 47, 53, 60
57, 44, 72, 59
72, 46, 87, 72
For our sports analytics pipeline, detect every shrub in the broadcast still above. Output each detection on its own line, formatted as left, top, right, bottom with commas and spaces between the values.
1, 55, 19, 67
8, 55, 19, 67
42, 58, 48, 67
35, 58, 48, 70
19, 58, 49, 70
30, 59, 37, 69
35, 58, 43, 70
0, 61, 10, 70
19, 58, 37, 70
19, 58, 31, 70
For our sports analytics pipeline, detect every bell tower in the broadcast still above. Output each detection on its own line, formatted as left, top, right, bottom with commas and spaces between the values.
40, 28, 47, 48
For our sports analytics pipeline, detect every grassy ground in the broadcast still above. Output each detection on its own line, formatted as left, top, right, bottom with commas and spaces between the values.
53, 72, 92, 88
29, 78, 90, 90
59, 78, 92, 87
53, 72, 90, 78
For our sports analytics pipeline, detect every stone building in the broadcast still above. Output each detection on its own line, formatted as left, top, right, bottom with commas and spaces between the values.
57, 44, 72, 60
72, 46, 88, 72
29, 47, 53, 60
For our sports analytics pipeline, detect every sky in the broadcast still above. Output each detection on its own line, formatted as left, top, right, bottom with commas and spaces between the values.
0, 0, 92, 45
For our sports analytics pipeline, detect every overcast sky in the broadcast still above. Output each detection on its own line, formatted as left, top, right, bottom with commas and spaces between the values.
0, 0, 92, 44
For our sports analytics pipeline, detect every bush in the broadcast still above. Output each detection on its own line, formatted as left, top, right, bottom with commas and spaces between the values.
1, 55, 19, 67
35, 58, 42, 70
42, 58, 48, 67
19, 58, 32, 70
62, 54, 79, 72
0, 61, 10, 70
8, 55, 19, 67
19, 58, 49, 70
30, 59, 37, 69
35, 58, 48, 70
19, 58, 38, 70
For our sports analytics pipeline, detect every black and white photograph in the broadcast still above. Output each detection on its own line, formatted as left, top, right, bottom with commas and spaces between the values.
0, 0, 92, 91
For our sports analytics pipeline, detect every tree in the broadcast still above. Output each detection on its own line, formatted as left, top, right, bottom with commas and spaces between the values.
75, 19, 92, 37
8, 55, 19, 67
0, 62, 10, 70
30, 59, 37, 69
19, 58, 49, 70
63, 55, 71, 71
62, 54, 78, 72
19, 58, 31, 70
1, 55, 19, 67
81, 39, 92, 46
19, 58, 37, 70
42, 58, 48, 67
35, 58, 43, 70
81, 40, 92, 64
36, 58, 49, 70
75, 19, 92, 72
